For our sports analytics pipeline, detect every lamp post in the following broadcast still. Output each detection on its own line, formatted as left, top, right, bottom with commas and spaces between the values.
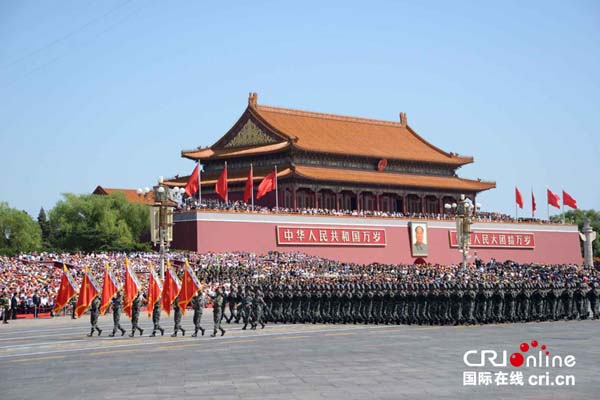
445, 194, 481, 268
4, 226, 11, 242
138, 178, 184, 279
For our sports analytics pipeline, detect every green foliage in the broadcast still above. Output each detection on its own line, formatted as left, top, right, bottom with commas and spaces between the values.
37, 207, 51, 250
0, 202, 43, 256
48, 193, 150, 252
551, 209, 600, 257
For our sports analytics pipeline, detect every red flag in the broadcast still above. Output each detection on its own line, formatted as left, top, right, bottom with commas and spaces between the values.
184, 164, 199, 197
257, 170, 276, 199
161, 262, 180, 316
532, 191, 537, 217
147, 265, 162, 318
562, 190, 578, 209
243, 165, 253, 203
215, 164, 228, 201
100, 264, 120, 315
177, 261, 202, 315
123, 259, 141, 318
75, 266, 100, 317
53, 265, 78, 314
515, 187, 524, 209
547, 189, 560, 208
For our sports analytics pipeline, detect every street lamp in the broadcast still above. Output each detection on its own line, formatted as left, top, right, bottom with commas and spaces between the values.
445, 195, 481, 268
137, 179, 182, 279
4, 226, 11, 241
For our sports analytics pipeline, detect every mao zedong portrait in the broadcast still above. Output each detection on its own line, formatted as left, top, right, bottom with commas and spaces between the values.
412, 224, 428, 256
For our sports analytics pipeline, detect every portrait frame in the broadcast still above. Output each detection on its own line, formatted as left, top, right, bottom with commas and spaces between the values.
410, 222, 429, 257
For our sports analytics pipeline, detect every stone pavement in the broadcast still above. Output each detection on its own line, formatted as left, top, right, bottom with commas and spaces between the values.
0, 313, 597, 399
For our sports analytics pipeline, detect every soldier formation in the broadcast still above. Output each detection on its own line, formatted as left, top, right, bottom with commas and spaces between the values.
80, 257, 600, 337
219, 281, 600, 326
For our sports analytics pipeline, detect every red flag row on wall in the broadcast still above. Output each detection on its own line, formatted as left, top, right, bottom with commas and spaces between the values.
185, 163, 278, 202
515, 187, 578, 214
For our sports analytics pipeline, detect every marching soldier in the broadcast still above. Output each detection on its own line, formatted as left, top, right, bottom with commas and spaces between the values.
129, 293, 144, 337
150, 297, 165, 336
191, 292, 206, 337
209, 287, 226, 337
1, 291, 9, 324
87, 295, 102, 336
108, 291, 126, 337
251, 288, 266, 330
239, 289, 253, 330
588, 282, 600, 320
69, 295, 77, 319
171, 296, 186, 337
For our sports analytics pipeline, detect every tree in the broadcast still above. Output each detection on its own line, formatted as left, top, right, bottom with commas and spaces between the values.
0, 202, 43, 256
37, 207, 51, 249
551, 209, 600, 258
48, 193, 150, 252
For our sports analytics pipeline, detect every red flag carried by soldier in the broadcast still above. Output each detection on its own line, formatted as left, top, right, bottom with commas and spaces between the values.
147, 265, 162, 318
562, 190, 578, 209
123, 258, 141, 318
178, 261, 202, 315
75, 266, 100, 317
161, 261, 181, 316
53, 265, 78, 314
100, 263, 121, 315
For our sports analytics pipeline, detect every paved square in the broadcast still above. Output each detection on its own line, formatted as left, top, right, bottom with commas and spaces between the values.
0, 314, 597, 399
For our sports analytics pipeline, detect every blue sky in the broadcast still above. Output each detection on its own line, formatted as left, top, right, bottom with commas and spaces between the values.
1, 0, 598, 218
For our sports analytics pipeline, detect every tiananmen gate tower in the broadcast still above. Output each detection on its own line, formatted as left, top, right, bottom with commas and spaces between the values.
169, 93, 495, 211
165, 93, 581, 265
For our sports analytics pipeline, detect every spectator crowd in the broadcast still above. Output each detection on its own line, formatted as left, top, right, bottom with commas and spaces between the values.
1, 251, 597, 320
178, 199, 561, 225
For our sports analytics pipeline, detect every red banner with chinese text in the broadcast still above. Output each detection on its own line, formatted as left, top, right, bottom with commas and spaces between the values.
277, 226, 386, 246
449, 231, 535, 249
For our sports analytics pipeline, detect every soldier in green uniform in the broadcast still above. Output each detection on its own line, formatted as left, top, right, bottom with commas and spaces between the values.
108, 291, 126, 337
209, 287, 226, 337
171, 296, 185, 337
129, 292, 144, 337
1, 290, 10, 324
87, 296, 102, 336
191, 292, 206, 337
70, 296, 77, 319
588, 282, 600, 320
150, 297, 165, 336
240, 289, 253, 330
251, 288, 266, 330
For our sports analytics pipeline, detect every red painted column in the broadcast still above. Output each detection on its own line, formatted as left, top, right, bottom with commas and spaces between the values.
335, 191, 340, 211
376, 193, 380, 212
292, 186, 297, 210
402, 194, 407, 214
314, 189, 318, 209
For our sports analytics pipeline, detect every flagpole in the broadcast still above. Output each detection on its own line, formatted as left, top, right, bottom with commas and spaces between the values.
251, 164, 254, 212
561, 196, 565, 224
197, 160, 202, 207
531, 187, 534, 219
225, 161, 228, 204
547, 187, 550, 221
275, 165, 278, 211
